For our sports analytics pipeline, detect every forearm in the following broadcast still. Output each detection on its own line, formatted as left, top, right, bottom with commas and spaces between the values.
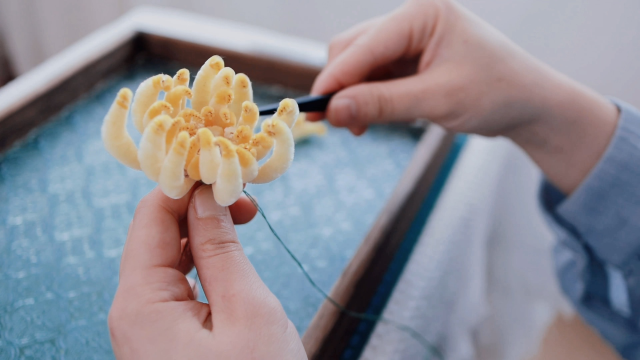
506, 68, 619, 194
539, 98, 640, 358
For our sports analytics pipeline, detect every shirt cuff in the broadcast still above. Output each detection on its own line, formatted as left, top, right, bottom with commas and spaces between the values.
540, 98, 640, 269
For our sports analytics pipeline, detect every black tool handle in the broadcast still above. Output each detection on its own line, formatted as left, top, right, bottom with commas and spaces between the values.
258, 93, 335, 116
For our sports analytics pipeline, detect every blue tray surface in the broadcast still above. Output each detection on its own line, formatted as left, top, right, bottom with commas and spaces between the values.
0, 59, 419, 358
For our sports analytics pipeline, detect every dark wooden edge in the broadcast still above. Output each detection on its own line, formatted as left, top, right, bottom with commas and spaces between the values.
303, 127, 456, 359
139, 33, 320, 92
0, 16, 455, 359
0, 36, 15, 85
0, 38, 139, 152
0, 33, 320, 153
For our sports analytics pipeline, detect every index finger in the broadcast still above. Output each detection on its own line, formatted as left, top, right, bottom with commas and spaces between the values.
119, 186, 196, 281
311, 5, 433, 96
119, 186, 258, 281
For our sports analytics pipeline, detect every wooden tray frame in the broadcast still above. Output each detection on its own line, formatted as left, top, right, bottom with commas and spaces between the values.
0, 7, 454, 359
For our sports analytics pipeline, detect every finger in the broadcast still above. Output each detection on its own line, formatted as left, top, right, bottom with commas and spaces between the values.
326, 75, 429, 126
176, 195, 256, 275
228, 194, 258, 224
349, 125, 368, 136
327, 17, 383, 64
175, 193, 256, 276
188, 186, 273, 316
119, 186, 196, 281
305, 112, 325, 121
302, 20, 380, 123
308, 58, 421, 124
311, 6, 432, 97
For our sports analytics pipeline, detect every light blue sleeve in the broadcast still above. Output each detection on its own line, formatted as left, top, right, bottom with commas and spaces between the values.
540, 98, 640, 359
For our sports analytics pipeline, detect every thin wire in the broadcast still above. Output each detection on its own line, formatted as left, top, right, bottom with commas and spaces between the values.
243, 190, 443, 360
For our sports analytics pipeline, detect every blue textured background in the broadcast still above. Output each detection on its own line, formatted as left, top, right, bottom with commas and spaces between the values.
0, 58, 419, 359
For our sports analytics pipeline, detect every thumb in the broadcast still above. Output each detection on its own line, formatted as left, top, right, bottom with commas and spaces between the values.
188, 185, 272, 318
325, 76, 428, 127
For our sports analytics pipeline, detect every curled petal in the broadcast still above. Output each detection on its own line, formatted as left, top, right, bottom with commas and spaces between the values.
198, 128, 221, 184
237, 101, 259, 131
173, 68, 190, 88
250, 119, 294, 184
236, 146, 258, 183
187, 154, 201, 181
213, 137, 243, 206
210, 67, 235, 106
230, 73, 252, 119
165, 117, 185, 154
231, 125, 252, 145
159, 131, 196, 199
249, 132, 274, 161
132, 74, 173, 133
292, 113, 327, 141
201, 106, 215, 127
142, 101, 173, 130
102, 88, 140, 170
164, 86, 193, 117
177, 109, 204, 128
173, 70, 191, 112
211, 88, 234, 107
185, 135, 200, 169
179, 122, 199, 138
139, 115, 173, 181
207, 125, 224, 137
207, 89, 235, 130
273, 98, 299, 128
186, 133, 201, 180
217, 107, 236, 129
192, 55, 224, 112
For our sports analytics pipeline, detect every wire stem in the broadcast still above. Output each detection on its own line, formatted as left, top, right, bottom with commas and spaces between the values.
243, 190, 443, 360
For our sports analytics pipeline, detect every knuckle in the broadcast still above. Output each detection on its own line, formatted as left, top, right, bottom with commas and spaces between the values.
261, 292, 286, 314
135, 192, 156, 211
132, 193, 171, 222
353, 39, 380, 67
433, 85, 465, 121
107, 300, 130, 335
246, 291, 287, 323
426, 97, 455, 123
328, 40, 344, 58
404, 0, 448, 23
372, 85, 394, 121
107, 307, 120, 331
320, 67, 349, 93
198, 234, 243, 260
132, 199, 152, 221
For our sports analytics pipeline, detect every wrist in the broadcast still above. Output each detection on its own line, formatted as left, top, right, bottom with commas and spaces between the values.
505, 71, 619, 194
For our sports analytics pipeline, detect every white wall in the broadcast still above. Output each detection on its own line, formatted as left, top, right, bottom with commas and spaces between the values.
0, 0, 638, 107
0, 0, 402, 74
461, 0, 640, 108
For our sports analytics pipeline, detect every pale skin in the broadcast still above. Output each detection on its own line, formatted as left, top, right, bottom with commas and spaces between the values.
109, 0, 620, 358
109, 185, 306, 359
309, 0, 619, 195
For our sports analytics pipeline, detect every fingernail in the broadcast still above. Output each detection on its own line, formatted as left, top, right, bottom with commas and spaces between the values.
194, 186, 227, 218
331, 98, 357, 126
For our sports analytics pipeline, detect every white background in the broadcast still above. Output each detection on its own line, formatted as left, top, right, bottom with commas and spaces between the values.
0, 0, 638, 108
